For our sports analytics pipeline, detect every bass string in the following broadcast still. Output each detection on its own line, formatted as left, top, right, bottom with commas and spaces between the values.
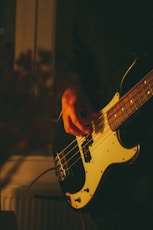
58, 103, 116, 161
56, 112, 114, 171
57, 112, 103, 160
66, 131, 114, 173
66, 113, 115, 171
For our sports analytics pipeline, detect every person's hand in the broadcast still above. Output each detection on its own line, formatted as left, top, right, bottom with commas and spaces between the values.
62, 87, 97, 136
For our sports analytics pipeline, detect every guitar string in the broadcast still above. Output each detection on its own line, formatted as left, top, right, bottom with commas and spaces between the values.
56, 113, 103, 161
55, 113, 103, 161
56, 108, 124, 173
65, 113, 111, 171
55, 113, 108, 172
63, 116, 106, 169
56, 117, 109, 174
56, 75, 153, 173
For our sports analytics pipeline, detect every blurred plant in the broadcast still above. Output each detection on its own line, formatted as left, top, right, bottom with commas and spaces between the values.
0, 42, 59, 164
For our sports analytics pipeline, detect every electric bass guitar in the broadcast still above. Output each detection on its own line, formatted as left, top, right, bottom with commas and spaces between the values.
52, 59, 153, 210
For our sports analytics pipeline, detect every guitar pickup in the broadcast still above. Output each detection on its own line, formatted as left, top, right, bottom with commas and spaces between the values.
81, 135, 93, 162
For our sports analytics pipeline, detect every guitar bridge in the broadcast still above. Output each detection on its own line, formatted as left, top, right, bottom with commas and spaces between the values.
55, 152, 71, 181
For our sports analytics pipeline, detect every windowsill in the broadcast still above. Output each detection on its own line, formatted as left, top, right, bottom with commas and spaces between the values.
1, 154, 61, 195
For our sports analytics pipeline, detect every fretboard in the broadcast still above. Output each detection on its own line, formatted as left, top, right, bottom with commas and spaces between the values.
107, 69, 153, 131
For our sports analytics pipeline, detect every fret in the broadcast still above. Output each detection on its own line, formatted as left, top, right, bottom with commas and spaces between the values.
142, 79, 152, 101
149, 76, 153, 93
108, 69, 153, 131
149, 80, 153, 95
133, 87, 145, 108
108, 103, 119, 130
142, 82, 148, 102
120, 96, 133, 118
128, 88, 141, 110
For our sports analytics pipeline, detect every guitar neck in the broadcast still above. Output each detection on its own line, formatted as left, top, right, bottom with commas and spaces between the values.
108, 70, 153, 131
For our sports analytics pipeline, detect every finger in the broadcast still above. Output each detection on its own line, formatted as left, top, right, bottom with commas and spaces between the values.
65, 116, 87, 136
71, 106, 91, 134
62, 107, 90, 136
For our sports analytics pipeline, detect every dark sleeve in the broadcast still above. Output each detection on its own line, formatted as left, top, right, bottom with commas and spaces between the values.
66, 0, 106, 110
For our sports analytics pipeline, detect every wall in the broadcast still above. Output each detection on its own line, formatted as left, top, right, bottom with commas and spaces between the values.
15, 0, 56, 64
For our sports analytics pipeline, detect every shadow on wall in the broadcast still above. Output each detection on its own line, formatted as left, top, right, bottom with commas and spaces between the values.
0, 42, 63, 167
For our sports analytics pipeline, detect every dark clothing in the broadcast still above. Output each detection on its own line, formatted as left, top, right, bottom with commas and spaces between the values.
64, 0, 153, 229
69, 0, 153, 109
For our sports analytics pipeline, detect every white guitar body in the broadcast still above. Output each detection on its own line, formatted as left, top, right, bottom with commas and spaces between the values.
66, 93, 139, 209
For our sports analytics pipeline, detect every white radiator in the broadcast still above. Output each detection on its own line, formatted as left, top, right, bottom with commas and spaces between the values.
1, 188, 87, 230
